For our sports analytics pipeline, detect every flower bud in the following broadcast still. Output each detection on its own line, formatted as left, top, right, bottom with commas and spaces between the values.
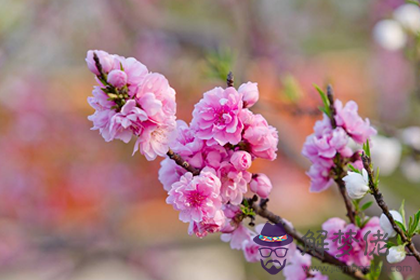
387, 245, 406, 264
86, 50, 114, 75
250, 173, 272, 198
380, 210, 403, 238
230, 151, 252, 171
343, 169, 369, 199
107, 69, 128, 88
238, 82, 259, 108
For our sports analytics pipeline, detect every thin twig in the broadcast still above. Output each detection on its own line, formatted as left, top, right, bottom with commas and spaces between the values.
227, 71, 234, 87
251, 199, 366, 280
327, 85, 356, 224
361, 153, 420, 264
167, 148, 200, 176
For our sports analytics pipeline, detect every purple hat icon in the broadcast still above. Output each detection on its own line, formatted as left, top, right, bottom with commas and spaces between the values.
253, 222, 293, 247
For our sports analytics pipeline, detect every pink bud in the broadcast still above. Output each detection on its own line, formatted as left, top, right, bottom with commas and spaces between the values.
230, 151, 252, 171
107, 69, 128, 88
86, 50, 115, 75
238, 82, 259, 108
250, 173, 272, 198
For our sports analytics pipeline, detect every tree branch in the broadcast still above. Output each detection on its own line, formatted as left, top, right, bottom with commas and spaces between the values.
250, 199, 366, 280
167, 148, 200, 176
361, 153, 420, 264
327, 85, 356, 224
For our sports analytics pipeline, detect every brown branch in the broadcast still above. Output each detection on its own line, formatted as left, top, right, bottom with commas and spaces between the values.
250, 199, 366, 280
361, 153, 420, 264
335, 176, 356, 224
327, 85, 356, 224
227, 71, 234, 87
93, 52, 107, 83
167, 148, 200, 176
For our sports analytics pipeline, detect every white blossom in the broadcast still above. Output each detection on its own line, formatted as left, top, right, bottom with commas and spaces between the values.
380, 210, 403, 238
387, 245, 406, 264
343, 169, 369, 199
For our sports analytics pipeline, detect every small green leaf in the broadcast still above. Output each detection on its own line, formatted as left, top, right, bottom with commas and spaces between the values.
363, 139, 371, 158
399, 200, 407, 228
361, 201, 374, 211
348, 164, 360, 173
355, 215, 362, 228
314, 85, 331, 117
386, 240, 396, 248
395, 220, 406, 233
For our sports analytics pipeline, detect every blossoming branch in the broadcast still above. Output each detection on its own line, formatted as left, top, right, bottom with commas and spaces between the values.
86, 50, 420, 280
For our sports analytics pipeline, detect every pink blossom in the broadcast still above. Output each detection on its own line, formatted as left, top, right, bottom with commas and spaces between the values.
118, 56, 148, 96
158, 158, 186, 191
169, 120, 204, 160
221, 223, 252, 250
217, 161, 252, 205
238, 82, 259, 108
249, 173, 273, 198
242, 239, 262, 262
283, 250, 311, 280
109, 100, 149, 143
306, 163, 334, 192
230, 150, 252, 171
87, 86, 116, 141
107, 69, 127, 88
166, 167, 222, 223
322, 217, 385, 267
283, 250, 329, 280
334, 100, 377, 144
242, 113, 278, 160
136, 73, 176, 124
86, 50, 115, 75
133, 119, 176, 160
191, 87, 244, 146
188, 210, 226, 238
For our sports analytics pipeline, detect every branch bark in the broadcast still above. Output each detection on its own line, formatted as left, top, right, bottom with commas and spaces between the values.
167, 148, 200, 176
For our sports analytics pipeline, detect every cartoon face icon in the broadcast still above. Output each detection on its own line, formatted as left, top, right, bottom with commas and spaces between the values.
253, 223, 294, 275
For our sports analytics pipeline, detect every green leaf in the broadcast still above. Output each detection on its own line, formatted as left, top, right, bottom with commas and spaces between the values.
361, 201, 374, 211
386, 240, 396, 248
397, 233, 403, 245
314, 85, 331, 117
374, 167, 380, 186
348, 164, 360, 173
399, 200, 407, 228
355, 215, 362, 228
395, 220, 406, 233
363, 139, 371, 158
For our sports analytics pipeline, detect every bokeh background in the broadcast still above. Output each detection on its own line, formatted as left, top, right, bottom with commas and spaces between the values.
0, 0, 419, 279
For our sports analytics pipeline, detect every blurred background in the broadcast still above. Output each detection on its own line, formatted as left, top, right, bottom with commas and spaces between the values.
0, 0, 419, 279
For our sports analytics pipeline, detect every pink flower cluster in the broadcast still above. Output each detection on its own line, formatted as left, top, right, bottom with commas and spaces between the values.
86, 50, 177, 160
163, 83, 278, 237
322, 217, 385, 267
302, 100, 376, 192
283, 250, 329, 280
